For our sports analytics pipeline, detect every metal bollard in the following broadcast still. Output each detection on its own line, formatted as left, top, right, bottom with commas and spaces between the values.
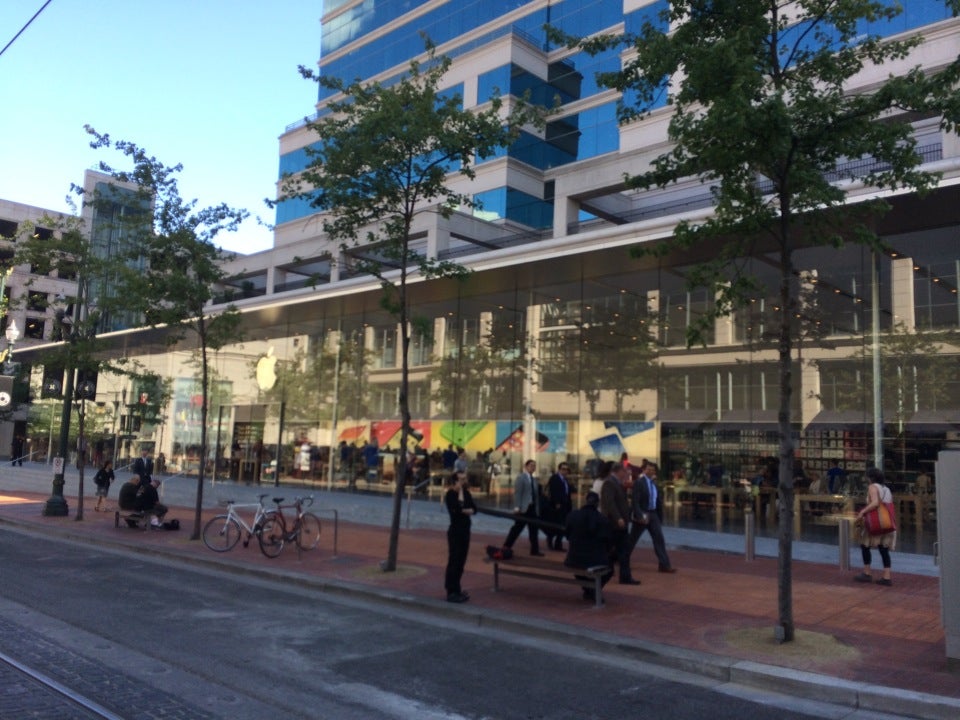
838, 517, 851, 571
744, 508, 755, 561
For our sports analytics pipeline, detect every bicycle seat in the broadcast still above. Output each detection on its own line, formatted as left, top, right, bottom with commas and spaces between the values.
272, 497, 285, 505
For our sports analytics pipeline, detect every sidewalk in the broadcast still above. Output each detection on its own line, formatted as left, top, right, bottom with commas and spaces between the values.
1, 467, 958, 719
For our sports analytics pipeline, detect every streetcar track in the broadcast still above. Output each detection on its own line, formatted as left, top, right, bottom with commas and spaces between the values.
0, 649, 122, 720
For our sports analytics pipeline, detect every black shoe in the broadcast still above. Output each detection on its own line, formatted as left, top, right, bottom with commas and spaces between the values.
447, 593, 469, 603
620, 578, 641, 585
531, 551, 545, 557
658, 566, 677, 574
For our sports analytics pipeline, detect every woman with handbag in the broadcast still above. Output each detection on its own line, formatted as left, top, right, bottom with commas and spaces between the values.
853, 467, 896, 586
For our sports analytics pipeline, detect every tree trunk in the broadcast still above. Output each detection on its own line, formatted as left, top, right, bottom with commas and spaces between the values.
776, 218, 796, 643
192, 335, 208, 541
384, 238, 412, 572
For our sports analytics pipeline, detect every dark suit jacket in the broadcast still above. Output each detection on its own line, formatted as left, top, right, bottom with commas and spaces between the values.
546, 472, 573, 520
133, 456, 153, 481
632, 473, 664, 522
564, 505, 612, 569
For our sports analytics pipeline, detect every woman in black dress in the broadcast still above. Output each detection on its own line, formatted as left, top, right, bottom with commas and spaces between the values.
444, 471, 476, 603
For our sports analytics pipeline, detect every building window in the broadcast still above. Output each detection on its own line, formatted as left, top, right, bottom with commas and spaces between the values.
372, 327, 396, 369
914, 260, 959, 330
24, 317, 45, 340
27, 291, 47, 312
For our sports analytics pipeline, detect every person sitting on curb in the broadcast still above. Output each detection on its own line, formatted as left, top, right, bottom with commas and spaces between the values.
564, 491, 613, 603
135, 476, 168, 528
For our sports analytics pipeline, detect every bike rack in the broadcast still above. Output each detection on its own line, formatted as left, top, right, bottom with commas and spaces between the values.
310, 506, 339, 557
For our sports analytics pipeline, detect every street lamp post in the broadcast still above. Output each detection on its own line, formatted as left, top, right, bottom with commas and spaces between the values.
43, 282, 85, 517
112, 387, 126, 468
3, 319, 19, 374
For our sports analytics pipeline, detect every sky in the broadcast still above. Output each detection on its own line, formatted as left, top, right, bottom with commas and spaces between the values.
0, 0, 322, 255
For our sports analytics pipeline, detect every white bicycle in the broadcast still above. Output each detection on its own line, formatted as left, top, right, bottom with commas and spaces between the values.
202, 494, 272, 552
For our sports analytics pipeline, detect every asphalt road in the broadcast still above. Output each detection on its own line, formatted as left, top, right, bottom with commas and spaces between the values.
0, 525, 904, 720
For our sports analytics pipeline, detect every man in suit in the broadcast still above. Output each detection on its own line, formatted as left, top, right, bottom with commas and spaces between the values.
133, 448, 153, 483
600, 462, 640, 584
564, 491, 613, 601
545, 461, 574, 551
501, 459, 543, 556
630, 460, 676, 573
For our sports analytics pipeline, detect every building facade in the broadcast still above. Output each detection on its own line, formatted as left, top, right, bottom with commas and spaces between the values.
15, 1, 960, 499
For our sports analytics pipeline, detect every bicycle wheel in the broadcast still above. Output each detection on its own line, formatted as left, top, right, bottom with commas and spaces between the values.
202, 515, 242, 552
258, 516, 285, 558
295, 512, 322, 550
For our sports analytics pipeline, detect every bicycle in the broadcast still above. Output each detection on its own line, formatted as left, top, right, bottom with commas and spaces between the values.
202, 494, 272, 552
258, 496, 322, 558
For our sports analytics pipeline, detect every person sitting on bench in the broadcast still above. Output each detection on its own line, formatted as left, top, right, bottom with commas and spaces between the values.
564, 491, 613, 602
136, 476, 168, 528
117, 475, 142, 513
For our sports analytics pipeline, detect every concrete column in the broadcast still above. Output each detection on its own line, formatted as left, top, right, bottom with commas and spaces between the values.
891, 257, 915, 330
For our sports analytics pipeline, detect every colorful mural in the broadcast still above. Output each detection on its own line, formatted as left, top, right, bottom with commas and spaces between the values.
333, 418, 658, 464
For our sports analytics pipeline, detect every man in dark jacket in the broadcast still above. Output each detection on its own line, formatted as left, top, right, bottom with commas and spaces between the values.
600, 462, 640, 584
564, 491, 613, 600
133, 448, 153, 483
545, 462, 574, 551
630, 461, 676, 573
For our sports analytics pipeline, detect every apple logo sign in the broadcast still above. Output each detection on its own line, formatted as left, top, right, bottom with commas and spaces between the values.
256, 347, 278, 391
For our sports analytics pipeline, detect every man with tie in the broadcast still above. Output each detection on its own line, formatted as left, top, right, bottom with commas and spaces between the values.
133, 447, 154, 484
630, 460, 676, 573
501, 459, 544, 556
545, 462, 574, 551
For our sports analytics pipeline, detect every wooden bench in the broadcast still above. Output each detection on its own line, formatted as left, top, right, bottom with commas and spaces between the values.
484, 555, 610, 608
115, 508, 149, 530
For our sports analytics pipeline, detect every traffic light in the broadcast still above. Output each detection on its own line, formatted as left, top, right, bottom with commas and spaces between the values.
41, 365, 64, 398
75, 368, 98, 400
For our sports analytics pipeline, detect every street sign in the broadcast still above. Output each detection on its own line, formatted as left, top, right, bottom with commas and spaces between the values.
0, 375, 12, 408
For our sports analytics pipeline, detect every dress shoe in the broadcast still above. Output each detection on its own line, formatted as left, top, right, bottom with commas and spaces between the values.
658, 566, 677, 573
619, 578, 641, 585
446, 592, 469, 603
531, 551, 545, 557
553, 543, 565, 551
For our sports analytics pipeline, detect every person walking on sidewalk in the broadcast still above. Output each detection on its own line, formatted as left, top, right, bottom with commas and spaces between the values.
93, 460, 115, 512
629, 460, 677, 574
444, 471, 476, 603
501, 459, 543, 556
853, 467, 896, 586
545, 461, 573, 551
600, 461, 639, 584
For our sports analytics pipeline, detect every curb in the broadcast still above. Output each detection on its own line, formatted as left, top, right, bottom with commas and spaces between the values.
2, 515, 958, 720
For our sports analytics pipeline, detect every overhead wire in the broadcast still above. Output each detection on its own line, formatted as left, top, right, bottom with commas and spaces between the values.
0, 0, 54, 60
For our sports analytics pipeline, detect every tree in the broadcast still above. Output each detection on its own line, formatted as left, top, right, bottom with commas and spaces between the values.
555, 0, 957, 640
86, 127, 248, 541
12, 212, 133, 519
281, 44, 542, 571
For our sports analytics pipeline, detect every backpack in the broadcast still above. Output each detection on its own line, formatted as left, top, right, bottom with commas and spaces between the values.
162, 519, 180, 531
